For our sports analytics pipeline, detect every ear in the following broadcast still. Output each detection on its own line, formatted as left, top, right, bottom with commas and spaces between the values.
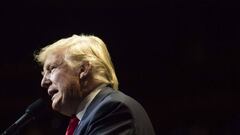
79, 61, 91, 79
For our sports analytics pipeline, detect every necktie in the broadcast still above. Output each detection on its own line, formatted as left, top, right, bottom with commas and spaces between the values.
65, 116, 79, 135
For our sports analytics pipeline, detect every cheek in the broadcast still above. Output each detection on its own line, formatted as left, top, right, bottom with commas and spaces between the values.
66, 77, 82, 96
55, 74, 81, 95
51, 71, 68, 85
50, 69, 81, 96
49, 74, 67, 97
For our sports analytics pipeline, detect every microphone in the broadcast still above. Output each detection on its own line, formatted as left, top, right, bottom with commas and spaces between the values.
1, 98, 49, 135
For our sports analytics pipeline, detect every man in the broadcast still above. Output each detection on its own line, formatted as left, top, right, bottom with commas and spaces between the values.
35, 34, 155, 135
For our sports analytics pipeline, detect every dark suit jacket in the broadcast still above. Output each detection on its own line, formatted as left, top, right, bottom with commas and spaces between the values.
73, 86, 155, 135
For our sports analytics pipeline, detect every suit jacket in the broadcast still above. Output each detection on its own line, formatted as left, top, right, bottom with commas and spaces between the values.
73, 86, 155, 135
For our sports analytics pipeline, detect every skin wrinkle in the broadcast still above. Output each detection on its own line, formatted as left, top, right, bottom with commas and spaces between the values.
41, 52, 83, 116
41, 50, 102, 116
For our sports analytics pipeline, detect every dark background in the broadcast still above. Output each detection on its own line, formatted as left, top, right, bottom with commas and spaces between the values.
1, 0, 240, 135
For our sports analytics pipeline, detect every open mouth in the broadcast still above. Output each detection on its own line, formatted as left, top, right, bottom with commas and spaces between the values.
48, 89, 58, 99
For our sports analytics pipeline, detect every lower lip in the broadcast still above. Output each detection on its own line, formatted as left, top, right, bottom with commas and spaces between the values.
52, 94, 56, 101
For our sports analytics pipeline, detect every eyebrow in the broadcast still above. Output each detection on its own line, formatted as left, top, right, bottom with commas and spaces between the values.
42, 57, 64, 73
41, 63, 52, 73
43, 64, 50, 71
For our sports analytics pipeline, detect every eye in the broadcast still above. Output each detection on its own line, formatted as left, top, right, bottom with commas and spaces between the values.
49, 66, 57, 73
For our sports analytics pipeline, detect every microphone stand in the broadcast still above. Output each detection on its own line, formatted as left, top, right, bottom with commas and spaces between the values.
1, 98, 48, 135
1, 113, 34, 135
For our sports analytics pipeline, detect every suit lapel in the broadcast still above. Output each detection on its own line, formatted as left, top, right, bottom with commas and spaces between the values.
73, 86, 114, 135
82, 86, 113, 121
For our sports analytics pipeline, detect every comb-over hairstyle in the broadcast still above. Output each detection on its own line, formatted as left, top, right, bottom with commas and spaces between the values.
34, 34, 119, 90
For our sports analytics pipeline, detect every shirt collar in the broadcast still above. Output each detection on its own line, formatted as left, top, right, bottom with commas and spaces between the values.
76, 83, 107, 121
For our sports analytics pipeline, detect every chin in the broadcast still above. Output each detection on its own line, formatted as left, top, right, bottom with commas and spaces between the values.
51, 100, 71, 116
51, 99, 61, 111
51, 103, 59, 111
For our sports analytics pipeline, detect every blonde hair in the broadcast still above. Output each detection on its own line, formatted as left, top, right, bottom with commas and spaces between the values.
34, 34, 119, 90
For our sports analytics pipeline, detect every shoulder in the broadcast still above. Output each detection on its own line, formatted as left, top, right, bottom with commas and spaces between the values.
88, 87, 136, 118
78, 87, 136, 134
76, 87, 155, 135
94, 87, 144, 114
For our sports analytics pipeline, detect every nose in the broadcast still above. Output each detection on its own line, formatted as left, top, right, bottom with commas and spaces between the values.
41, 73, 52, 88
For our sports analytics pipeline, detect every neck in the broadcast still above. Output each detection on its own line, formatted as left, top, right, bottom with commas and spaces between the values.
81, 77, 103, 99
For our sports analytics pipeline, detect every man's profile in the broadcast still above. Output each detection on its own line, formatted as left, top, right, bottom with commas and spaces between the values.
34, 34, 155, 135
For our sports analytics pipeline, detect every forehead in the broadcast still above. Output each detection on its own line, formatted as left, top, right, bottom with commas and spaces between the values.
43, 52, 64, 69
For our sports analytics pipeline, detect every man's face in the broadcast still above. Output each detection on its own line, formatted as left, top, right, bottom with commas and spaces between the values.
41, 52, 82, 116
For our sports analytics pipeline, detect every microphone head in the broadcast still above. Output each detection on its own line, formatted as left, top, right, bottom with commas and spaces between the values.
25, 98, 49, 116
